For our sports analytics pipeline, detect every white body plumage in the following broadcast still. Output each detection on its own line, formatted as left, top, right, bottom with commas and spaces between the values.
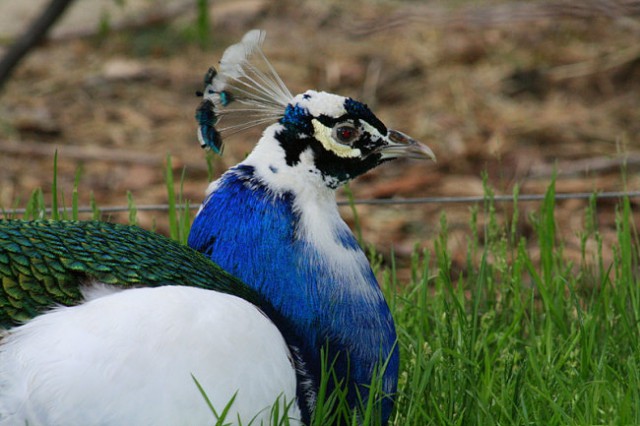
0, 285, 300, 426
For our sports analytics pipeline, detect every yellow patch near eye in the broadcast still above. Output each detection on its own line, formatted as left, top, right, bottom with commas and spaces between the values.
311, 119, 361, 158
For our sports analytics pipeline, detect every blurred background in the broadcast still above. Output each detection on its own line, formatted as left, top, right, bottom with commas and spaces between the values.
0, 0, 638, 277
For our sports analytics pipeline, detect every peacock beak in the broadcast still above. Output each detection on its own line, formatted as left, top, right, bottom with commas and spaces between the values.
378, 129, 436, 161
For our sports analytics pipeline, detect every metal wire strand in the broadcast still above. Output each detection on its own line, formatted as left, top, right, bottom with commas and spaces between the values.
3, 190, 639, 216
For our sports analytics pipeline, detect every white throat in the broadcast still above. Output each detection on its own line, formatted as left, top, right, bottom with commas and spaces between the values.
243, 124, 330, 196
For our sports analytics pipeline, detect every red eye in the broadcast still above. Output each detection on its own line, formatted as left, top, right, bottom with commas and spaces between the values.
338, 127, 354, 140
333, 124, 359, 144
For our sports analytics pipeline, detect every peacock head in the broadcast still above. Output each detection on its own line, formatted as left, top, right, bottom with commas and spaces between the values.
195, 30, 434, 189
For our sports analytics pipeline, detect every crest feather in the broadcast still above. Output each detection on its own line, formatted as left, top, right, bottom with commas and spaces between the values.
195, 30, 293, 153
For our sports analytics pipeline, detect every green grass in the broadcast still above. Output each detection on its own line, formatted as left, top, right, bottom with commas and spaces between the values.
3, 161, 639, 425
387, 182, 640, 426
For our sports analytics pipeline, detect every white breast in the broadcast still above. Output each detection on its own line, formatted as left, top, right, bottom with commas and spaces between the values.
0, 285, 300, 426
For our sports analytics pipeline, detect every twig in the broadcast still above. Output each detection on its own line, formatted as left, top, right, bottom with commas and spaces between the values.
0, 0, 75, 93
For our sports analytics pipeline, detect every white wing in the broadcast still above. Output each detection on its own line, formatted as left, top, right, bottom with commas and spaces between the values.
0, 285, 301, 426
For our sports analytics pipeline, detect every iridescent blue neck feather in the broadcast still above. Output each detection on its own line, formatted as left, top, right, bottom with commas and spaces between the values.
188, 162, 399, 423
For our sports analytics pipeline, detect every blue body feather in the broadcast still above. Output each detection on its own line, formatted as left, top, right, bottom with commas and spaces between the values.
188, 165, 399, 423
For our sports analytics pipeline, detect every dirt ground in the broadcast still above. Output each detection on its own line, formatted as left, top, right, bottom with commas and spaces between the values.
1, 0, 638, 277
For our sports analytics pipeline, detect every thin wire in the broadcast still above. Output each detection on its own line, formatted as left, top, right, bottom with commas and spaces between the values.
341, 190, 640, 206
3, 190, 639, 216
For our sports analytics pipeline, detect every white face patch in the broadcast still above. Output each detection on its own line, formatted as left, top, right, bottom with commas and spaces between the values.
360, 121, 385, 140
311, 119, 361, 159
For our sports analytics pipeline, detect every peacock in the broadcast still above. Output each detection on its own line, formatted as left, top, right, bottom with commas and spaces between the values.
0, 30, 434, 425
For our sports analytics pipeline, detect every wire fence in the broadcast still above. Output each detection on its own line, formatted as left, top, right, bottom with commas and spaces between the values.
4, 190, 639, 216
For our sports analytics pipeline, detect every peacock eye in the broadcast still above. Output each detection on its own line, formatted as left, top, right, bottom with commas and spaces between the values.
332, 123, 360, 145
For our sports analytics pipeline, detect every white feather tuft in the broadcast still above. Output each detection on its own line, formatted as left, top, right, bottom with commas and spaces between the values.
216, 30, 266, 84
197, 29, 293, 150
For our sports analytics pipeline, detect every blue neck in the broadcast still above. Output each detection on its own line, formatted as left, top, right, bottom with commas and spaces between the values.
188, 165, 399, 423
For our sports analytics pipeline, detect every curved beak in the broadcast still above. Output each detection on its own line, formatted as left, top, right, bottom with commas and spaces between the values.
378, 129, 436, 161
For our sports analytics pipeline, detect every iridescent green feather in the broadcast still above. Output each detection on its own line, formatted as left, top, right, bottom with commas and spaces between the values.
0, 220, 264, 328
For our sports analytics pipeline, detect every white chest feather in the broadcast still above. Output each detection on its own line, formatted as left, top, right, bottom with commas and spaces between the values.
0, 285, 300, 426
293, 186, 382, 305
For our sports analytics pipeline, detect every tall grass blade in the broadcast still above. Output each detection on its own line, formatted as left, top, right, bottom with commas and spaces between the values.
51, 151, 59, 221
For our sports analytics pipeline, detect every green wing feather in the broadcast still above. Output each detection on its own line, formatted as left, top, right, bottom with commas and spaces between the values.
0, 220, 261, 328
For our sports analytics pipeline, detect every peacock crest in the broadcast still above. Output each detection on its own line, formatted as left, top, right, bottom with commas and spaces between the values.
195, 30, 293, 153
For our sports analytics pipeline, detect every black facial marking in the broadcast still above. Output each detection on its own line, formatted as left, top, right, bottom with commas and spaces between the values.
312, 99, 387, 138
280, 134, 311, 167
275, 95, 389, 185
344, 98, 387, 135
309, 142, 381, 187
278, 104, 316, 166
